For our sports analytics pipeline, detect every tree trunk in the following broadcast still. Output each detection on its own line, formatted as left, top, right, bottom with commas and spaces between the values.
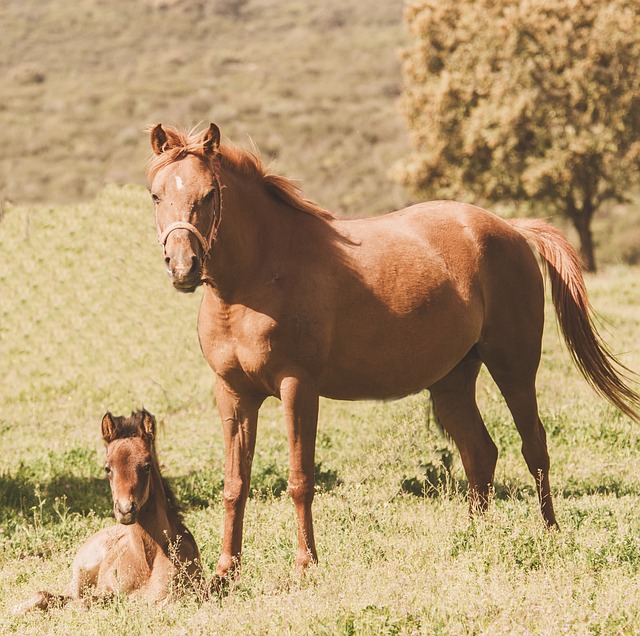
567, 196, 597, 272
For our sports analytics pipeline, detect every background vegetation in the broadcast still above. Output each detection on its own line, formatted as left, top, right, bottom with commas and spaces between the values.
398, 0, 640, 271
1, 0, 639, 266
0, 0, 407, 216
1, 0, 640, 634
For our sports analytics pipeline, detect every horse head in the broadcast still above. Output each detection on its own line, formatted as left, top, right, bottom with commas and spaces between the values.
101, 410, 158, 525
148, 123, 221, 292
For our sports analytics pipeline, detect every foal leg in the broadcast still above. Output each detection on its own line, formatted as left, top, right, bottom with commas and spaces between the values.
215, 376, 263, 580
429, 353, 498, 515
280, 373, 319, 571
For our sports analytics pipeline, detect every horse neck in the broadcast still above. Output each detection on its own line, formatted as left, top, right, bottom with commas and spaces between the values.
203, 167, 293, 298
134, 464, 180, 549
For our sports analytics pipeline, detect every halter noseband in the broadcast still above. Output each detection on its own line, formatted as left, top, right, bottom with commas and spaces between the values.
157, 220, 212, 256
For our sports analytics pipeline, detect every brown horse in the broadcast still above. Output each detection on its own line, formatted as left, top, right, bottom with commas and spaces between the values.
147, 123, 640, 580
13, 410, 201, 613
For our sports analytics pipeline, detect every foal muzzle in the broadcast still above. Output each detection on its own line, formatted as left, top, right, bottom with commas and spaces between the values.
115, 500, 138, 525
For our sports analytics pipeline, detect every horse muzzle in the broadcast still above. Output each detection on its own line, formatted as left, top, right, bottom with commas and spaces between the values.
161, 227, 205, 292
167, 257, 202, 293
114, 500, 138, 525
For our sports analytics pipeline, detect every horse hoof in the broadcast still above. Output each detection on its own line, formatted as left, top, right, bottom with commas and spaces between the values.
12, 591, 52, 614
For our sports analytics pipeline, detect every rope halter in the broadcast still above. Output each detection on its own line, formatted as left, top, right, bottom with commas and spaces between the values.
155, 175, 222, 262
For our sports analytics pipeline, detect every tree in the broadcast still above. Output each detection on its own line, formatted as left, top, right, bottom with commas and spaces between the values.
397, 0, 640, 271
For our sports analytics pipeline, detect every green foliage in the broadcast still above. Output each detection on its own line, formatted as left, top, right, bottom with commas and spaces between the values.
399, 0, 640, 270
400, 446, 455, 497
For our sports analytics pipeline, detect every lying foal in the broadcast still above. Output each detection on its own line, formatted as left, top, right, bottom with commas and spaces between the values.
14, 410, 201, 612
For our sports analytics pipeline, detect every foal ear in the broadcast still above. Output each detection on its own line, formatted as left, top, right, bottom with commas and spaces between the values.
202, 123, 220, 155
101, 412, 117, 443
150, 124, 169, 155
141, 410, 156, 440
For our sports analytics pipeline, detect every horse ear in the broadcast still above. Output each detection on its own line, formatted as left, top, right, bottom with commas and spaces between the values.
202, 123, 220, 156
101, 412, 117, 443
150, 124, 169, 155
141, 410, 156, 440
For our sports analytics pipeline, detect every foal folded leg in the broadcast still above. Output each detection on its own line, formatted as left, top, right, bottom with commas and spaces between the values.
12, 527, 113, 614
279, 372, 319, 571
214, 376, 263, 580
429, 353, 498, 515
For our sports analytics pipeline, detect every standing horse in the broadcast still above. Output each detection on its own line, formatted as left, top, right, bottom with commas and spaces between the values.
147, 123, 640, 580
14, 410, 201, 612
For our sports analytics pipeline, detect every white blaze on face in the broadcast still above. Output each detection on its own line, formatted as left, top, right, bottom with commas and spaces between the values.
175, 175, 184, 191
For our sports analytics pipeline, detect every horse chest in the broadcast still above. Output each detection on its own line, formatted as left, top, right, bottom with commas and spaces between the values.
199, 304, 278, 381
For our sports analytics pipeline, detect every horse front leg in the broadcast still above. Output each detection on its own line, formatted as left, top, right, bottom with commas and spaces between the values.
214, 376, 263, 582
279, 374, 319, 571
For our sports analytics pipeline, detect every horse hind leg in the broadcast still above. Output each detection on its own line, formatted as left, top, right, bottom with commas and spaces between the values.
429, 351, 498, 516
478, 324, 558, 529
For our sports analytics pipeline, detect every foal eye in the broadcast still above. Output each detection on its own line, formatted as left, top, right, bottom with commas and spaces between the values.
152, 193, 160, 204
104, 466, 111, 475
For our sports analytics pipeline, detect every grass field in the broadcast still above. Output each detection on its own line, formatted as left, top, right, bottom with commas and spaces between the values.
1, 186, 639, 635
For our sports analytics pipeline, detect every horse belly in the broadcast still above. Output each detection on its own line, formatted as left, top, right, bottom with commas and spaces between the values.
320, 299, 482, 400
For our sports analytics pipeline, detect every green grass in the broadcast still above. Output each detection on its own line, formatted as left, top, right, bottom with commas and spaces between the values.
1, 187, 640, 634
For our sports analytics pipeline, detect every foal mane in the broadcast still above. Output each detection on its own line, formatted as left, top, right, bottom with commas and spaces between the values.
147, 125, 334, 221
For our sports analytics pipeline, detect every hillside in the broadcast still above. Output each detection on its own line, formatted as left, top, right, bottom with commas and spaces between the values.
0, 0, 409, 216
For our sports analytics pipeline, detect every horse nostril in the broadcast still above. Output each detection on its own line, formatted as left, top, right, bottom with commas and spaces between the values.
116, 500, 136, 516
189, 255, 199, 274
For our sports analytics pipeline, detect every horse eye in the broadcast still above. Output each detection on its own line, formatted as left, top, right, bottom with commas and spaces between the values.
104, 465, 111, 475
152, 193, 160, 204
142, 463, 152, 473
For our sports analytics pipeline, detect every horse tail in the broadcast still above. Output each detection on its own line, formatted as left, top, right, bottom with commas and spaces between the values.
509, 217, 640, 422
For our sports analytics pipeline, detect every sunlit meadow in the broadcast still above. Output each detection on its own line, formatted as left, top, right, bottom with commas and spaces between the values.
0, 186, 639, 635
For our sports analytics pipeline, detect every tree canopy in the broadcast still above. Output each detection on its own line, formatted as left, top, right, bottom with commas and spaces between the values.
398, 0, 640, 271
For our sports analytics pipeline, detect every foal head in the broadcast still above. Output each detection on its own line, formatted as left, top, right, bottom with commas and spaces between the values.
101, 410, 158, 525
148, 123, 221, 293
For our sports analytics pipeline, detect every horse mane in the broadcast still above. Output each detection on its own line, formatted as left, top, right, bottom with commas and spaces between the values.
147, 125, 334, 221
159, 475, 185, 524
